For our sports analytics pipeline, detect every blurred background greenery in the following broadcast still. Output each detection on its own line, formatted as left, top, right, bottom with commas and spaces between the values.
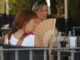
0, 0, 80, 36
0, 0, 80, 19
68, 0, 80, 19
9, 0, 38, 15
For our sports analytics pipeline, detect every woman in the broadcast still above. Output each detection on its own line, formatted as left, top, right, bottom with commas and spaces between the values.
4, 8, 39, 46
4, 8, 43, 60
32, 1, 57, 60
32, 1, 48, 21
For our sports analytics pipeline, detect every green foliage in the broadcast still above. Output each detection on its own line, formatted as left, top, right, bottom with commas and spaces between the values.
68, 0, 80, 19
55, 0, 80, 19
56, 0, 64, 18
9, 0, 37, 15
0, 0, 2, 3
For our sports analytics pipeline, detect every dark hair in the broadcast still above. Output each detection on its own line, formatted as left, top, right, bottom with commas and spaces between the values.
32, 1, 47, 12
7, 8, 38, 44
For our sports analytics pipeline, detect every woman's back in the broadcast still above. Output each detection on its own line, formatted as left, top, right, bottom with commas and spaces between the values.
5, 34, 35, 47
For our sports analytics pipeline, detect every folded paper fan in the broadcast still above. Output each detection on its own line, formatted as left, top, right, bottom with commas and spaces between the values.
34, 18, 56, 47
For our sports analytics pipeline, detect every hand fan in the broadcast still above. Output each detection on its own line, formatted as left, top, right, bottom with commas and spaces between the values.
34, 18, 56, 47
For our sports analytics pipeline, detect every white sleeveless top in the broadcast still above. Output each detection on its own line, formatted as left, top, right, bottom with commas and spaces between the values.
6, 34, 35, 47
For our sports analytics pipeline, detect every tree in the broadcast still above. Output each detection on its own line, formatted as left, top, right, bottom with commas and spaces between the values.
9, 0, 37, 15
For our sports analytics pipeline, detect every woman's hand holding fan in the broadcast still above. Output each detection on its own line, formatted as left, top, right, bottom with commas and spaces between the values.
34, 18, 57, 55
48, 35, 57, 56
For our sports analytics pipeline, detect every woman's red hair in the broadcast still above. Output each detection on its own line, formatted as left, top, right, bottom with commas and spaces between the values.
14, 8, 38, 29
7, 8, 38, 44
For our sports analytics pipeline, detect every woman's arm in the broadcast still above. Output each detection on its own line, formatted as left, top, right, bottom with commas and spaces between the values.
48, 35, 57, 56
48, 27, 58, 60
4, 34, 8, 44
